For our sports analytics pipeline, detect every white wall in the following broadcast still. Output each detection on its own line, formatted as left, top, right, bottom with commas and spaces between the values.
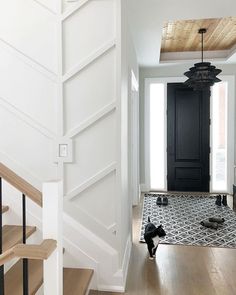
118, 0, 139, 264
0, 0, 138, 291
0, 0, 58, 186
139, 63, 236, 188
62, 3, 120, 282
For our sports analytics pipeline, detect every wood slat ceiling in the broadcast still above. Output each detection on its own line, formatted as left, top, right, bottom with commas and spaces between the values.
161, 17, 236, 53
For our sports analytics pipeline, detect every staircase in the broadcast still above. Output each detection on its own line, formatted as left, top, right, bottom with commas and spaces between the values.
0, 163, 94, 294
4, 260, 94, 295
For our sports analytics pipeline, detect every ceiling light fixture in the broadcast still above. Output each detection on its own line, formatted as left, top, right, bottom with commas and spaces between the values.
184, 28, 222, 90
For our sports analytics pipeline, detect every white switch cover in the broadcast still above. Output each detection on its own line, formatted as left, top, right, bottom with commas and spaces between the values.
54, 138, 73, 163
59, 144, 68, 157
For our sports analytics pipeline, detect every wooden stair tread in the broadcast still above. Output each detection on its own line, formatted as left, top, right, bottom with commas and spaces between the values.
63, 268, 94, 295
5, 261, 93, 295
2, 206, 9, 214
5, 259, 43, 295
3, 225, 36, 252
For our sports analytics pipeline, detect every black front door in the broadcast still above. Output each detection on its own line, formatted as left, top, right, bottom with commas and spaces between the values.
167, 83, 210, 192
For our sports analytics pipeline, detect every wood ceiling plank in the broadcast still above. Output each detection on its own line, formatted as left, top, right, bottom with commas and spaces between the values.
161, 17, 236, 53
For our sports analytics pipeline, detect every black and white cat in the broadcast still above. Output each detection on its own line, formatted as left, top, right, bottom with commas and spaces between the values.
144, 217, 166, 260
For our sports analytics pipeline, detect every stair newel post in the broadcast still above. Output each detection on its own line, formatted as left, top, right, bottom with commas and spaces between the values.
43, 180, 63, 295
0, 177, 4, 294
22, 193, 29, 295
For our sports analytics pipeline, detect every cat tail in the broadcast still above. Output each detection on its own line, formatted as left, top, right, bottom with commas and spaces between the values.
148, 216, 151, 222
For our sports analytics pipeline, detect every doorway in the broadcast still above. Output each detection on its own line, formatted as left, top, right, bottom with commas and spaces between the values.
167, 83, 210, 192
145, 76, 234, 194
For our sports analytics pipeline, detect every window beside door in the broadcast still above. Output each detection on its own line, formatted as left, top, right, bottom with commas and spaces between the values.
149, 83, 165, 190
211, 82, 228, 192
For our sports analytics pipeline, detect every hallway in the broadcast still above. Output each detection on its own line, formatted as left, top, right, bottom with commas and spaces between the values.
90, 195, 236, 295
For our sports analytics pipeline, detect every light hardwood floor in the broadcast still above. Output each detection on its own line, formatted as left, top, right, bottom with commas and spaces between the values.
90, 195, 236, 295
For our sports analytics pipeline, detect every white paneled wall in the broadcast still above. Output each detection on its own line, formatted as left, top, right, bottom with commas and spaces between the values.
0, 0, 57, 73
64, 49, 116, 134
63, 0, 115, 73
62, 1, 125, 289
65, 112, 116, 193
0, 0, 58, 184
0, 0, 134, 291
0, 45, 58, 133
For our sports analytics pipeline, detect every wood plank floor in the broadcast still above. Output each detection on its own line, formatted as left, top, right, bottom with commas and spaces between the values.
89, 194, 236, 295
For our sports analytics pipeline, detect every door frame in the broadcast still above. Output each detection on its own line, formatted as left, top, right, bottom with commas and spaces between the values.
129, 70, 140, 205
144, 76, 235, 194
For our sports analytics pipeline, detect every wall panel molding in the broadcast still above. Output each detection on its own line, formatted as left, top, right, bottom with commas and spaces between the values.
62, 0, 90, 21
65, 162, 117, 200
62, 39, 116, 82
0, 38, 57, 82
0, 96, 56, 140
32, 0, 57, 15
64, 200, 117, 248
67, 101, 116, 138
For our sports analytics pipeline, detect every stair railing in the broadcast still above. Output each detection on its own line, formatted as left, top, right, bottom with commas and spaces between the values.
0, 177, 4, 294
0, 163, 63, 295
22, 193, 28, 295
0, 239, 57, 265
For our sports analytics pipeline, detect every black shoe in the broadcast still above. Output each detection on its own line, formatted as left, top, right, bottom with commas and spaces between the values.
209, 217, 225, 223
215, 195, 222, 206
156, 196, 162, 205
200, 220, 218, 230
222, 195, 228, 206
162, 196, 168, 206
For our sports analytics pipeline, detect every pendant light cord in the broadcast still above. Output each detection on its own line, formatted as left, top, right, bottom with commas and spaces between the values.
201, 31, 204, 63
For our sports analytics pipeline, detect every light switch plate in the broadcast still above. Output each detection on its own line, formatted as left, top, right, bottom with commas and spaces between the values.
59, 144, 68, 157
54, 138, 73, 163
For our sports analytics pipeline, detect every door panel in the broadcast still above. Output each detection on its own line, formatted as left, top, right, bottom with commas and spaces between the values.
167, 83, 210, 192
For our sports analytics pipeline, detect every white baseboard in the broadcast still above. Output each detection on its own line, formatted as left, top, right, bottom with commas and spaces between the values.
97, 284, 125, 293
121, 235, 132, 287
97, 235, 132, 292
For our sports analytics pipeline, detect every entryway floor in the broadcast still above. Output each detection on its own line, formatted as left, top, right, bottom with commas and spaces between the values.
90, 193, 236, 295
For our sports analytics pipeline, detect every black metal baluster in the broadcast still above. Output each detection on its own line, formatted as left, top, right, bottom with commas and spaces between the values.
0, 178, 4, 294
22, 194, 28, 295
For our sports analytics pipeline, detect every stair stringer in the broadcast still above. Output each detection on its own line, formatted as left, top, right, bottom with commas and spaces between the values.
63, 213, 129, 292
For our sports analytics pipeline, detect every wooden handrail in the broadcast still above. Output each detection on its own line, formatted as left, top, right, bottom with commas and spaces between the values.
0, 163, 42, 207
0, 239, 57, 266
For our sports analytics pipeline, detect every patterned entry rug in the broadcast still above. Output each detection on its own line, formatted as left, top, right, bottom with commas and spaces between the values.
140, 193, 236, 248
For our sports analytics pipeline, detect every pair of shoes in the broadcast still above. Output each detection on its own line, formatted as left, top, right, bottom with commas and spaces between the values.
200, 220, 218, 229
156, 196, 168, 206
215, 195, 228, 206
209, 217, 225, 223
200, 217, 225, 229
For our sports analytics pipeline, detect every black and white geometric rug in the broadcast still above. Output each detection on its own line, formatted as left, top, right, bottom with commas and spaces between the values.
140, 193, 236, 248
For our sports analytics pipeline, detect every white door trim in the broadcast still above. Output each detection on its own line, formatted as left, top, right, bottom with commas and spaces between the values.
130, 70, 140, 205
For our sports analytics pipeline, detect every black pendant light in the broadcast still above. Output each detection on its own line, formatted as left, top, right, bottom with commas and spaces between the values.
184, 28, 222, 90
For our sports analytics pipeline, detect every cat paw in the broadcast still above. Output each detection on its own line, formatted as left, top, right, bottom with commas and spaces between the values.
149, 257, 154, 260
